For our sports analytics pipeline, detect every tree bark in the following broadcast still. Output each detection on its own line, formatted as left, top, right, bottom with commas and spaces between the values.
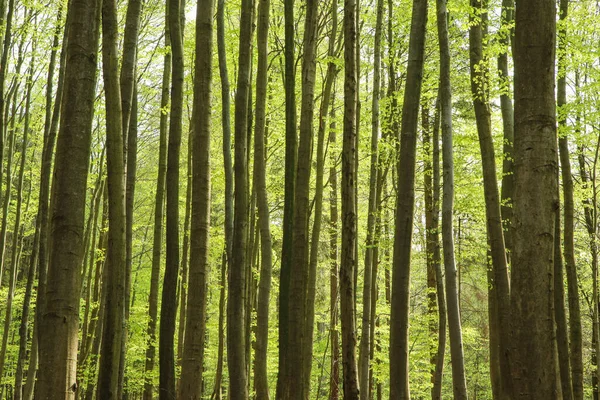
468, 1, 512, 397
341, 0, 360, 397
143, 3, 170, 399
276, 0, 296, 391
437, 0, 468, 398
329, 102, 340, 400
37, 0, 100, 396
557, 1, 583, 398
178, 0, 214, 397
511, 0, 559, 397
389, 0, 428, 398
358, 0, 382, 396
253, 0, 272, 396
228, 0, 254, 395
160, 0, 184, 394
97, 0, 127, 393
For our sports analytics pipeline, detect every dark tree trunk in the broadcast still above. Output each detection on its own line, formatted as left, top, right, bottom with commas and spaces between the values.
143, 3, 170, 399
341, 0, 360, 397
160, 0, 185, 394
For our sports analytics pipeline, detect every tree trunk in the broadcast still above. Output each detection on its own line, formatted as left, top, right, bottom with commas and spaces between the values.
389, 0, 428, 398
143, 3, 170, 399
511, 0, 558, 396
253, 0, 272, 396
97, 0, 127, 393
276, 0, 296, 391
498, 0, 514, 259
341, 0, 360, 397
37, 0, 100, 396
178, 0, 214, 397
212, 0, 232, 398
8, 53, 33, 400
286, 0, 318, 397
160, 0, 184, 394
329, 103, 340, 400
358, 0, 382, 396
554, 209, 573, 400
437, 0, 467, 398
468, 1, 512, 397
557, 1, 583, 398
228, 0, 254, 395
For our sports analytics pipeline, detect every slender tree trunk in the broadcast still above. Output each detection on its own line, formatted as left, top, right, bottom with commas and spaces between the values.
160, 0, 184, 394
511, 0, 558, 396
358, 0, 382, 396
431, 97, 446, 400
178, 0, 214, 397
557, 1, 583, 398
389, 0, 428, 398
212, 0, 232, 398
329, 103, 340, 400
228, 0, 254, 395
37, 0, 100, 396
437, 1, 467, 397
253, 0, 272, 396
0, 0, 15, 283
276, 0, 297, 391
119, 0, 142, 391
8, 54, 33, 400
554, 208, 573, 400
0, 61, 20, 380
97, 0, 127, 393
498, 0, 514, 259
341, 0, 360, 397
143, 4, 170, 398
468, 2, 512, 397
177, 123, 192, 372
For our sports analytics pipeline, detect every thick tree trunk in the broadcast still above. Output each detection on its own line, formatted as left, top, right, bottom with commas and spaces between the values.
341, 0, 360, 398
178, 0, 214, 397
286, 0, 318, 397
37, 0, 100, 396
511, 0, 559, 397
389, 0, 428, 398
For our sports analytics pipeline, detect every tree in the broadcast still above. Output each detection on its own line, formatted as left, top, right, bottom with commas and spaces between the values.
253, 0, 273, 395
179, 0, 214, 397
437, 0, 468, 398
389, 0, 428, 398
511, 0, 559, 397
340, 0, 360, 397
160, 0, 185, 394
37, 0, 100, 396
228, 0, 254, 396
